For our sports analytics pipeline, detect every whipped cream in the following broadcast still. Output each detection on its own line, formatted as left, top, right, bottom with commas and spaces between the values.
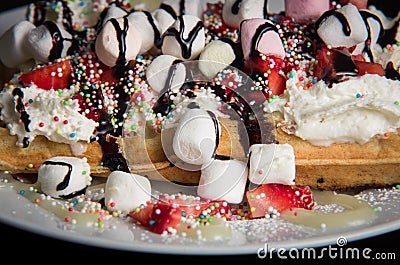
0, 85, 97, 148
269, 74, 400, 146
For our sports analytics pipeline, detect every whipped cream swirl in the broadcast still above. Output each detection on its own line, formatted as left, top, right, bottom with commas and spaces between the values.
269, 74, 400, 146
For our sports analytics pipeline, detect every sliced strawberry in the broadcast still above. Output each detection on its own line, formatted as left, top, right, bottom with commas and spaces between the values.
246, 184, 314, 218
129, 194, 230, 234
354, 60, 385, 76
266, 69, 286, 96
313, 47, 359, 82
339, 0, 368, 9
242, 55, 287, 98
19, 60, 73, 90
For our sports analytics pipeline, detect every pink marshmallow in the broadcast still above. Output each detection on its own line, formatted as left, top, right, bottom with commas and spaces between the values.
285, 0, 330, 23
240, 18, 285, 61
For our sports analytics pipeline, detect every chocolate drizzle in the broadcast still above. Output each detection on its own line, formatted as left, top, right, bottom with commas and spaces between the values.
315, 9, 351, 37
42, 160, 87, 199
159, 3, 178, 20
360, 10, 384, 62
249, 20, 279, 57
207, 110, 220, 159
109, 17, 130, 75
231, 0, 269, 18
12, 88, 31, 134
43, 160, 73, 191
43, 21, 78, 62
160, 16, 204, 60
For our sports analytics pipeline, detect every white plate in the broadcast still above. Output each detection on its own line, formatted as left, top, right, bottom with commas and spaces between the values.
0, 1, 400, 256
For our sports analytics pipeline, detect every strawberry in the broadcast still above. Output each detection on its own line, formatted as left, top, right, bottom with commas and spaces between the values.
313, 47, 358, 82
353, 60, 385, 76
129, 194, 230, 234
339, 0, 368, 9
242, 55, 287, 99
19, 60, 73, 90
246, 184, 314, 218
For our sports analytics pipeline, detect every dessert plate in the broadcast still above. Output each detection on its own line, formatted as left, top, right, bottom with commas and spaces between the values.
1, 172, 400, 255
0, 1, 400, 256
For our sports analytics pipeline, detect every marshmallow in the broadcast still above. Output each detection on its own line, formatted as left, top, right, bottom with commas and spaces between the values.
197, 158, 248, 204
152, 0, 206, 34
248, 144, 295, 185
104, 171, 151, 212
28, 21, 77, 64
198, 39, 243, 78
222, 0, 268, 29
316, 4, 368, 49
95, 17, 142, 67
160, 15, 205, 60
37, 156, 92, 199
240, 18, 285, 61
353, 10, 384, 61
126, 10, 161, 54
146, 54, 186, 95
96, 2, 128, 30
284, 0, 330, 24
173, 108, 220, 166
0, 21, 35, 68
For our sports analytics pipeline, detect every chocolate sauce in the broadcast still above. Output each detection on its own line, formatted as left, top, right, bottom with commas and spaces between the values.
109, 17, 130, 76
207, 110, 220, 159
214, 154, 232, 160
250, 21, 279, 57
96, 1, 128, 32
231, 0, 242, 15
360, 10, 384, 62
43, 21, 78, 62
100, 136, 130, 172
12, 88, 31, 133
42, 160, 73, 191
232, 0, 269, 17
28, 2, 46, 26
142, 10, 162, 48
160, 16, 204, 60
159, 3, 178, 20
385, 62, 400, 80
315, 9, 351, 37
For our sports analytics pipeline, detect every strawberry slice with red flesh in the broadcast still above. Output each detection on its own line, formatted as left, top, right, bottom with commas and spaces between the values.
313, 47, 359, 82
129, 195, 230, 234
353, 60, 385, 76
19, 60, 73, 90
242, 55, 287, 99
246, 184, 314, 218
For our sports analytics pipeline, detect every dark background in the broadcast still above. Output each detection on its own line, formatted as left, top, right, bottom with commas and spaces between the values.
0, 0, 399, 263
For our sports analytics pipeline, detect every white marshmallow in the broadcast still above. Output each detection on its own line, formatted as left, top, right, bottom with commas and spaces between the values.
97, 2, 128, 29
37, 156, 92, 199
240, 18, 285, 61
95, 17, 142, 67
126, 11, 161, 54
146, 54, 186, 95
199, 39, 237, 78
353, 11, 384, 61
197, 158, 248, 204
248, 144, 295, 185
104, 171, 151, 212
173, 108, 220, 166
152, 9, 176, 35
28, 21, 75, 64
0, 21, 35, 68
316, 4, 368, 49
152, 0, 206, 34
222, 0, 267, 29
160, 14, 205, 60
